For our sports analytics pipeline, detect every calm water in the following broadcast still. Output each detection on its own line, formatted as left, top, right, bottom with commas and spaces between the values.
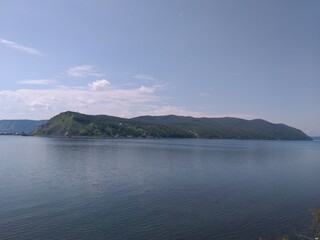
0, 136, 320, 239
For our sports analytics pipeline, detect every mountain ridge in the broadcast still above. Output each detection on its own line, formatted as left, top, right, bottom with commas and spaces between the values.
0, 120, 47, 134
33, 111, 312, 140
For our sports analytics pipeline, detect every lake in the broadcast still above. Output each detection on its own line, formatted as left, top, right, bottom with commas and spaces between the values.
0, 136, 320, 239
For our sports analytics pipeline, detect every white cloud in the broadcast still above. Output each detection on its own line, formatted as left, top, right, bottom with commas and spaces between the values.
67, 65, 103, 78
133, 74, 156, 81
0, 38, 44, 56
0, 77, 264, 120
139, 86, 155, 93
19, 79, 55, 85
0, 80, 217, 120
0, 84, 165, 119
0, 80, 258, 120
88, 79, 110, 91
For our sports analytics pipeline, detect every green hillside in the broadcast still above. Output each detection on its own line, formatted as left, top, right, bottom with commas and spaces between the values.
33, 112, 194, 138
132, 115, 312, 140
33, 111, 312, 140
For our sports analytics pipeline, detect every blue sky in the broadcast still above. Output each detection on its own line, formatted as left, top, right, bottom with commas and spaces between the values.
0, 0, 319, 135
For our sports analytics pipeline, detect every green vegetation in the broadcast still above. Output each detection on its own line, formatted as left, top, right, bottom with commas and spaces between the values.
33, 111, 194, 138
133, 115, 312, 140
33, 111, 312, 140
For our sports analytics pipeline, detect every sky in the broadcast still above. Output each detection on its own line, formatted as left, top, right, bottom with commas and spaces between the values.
0, 0, 319, 135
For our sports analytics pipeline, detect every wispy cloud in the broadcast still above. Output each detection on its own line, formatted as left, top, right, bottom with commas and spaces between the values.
67, 65, 104, 78
0, 80, 261, 120
19, 79, 55, 85
133, 74, 156, 81
0, 38, 44, 56
0, 81, 167, 119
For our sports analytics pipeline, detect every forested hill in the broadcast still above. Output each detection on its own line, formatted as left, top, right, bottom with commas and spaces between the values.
132, 115, 312, 140
32, 111, 312, 140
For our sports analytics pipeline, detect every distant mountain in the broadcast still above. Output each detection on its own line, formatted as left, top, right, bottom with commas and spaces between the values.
33, 111, 312, 140
0, 120, 47, 134
132, 115, 312, 140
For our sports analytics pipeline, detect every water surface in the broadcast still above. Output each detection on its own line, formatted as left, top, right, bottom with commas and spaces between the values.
1, 136, 320, 239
